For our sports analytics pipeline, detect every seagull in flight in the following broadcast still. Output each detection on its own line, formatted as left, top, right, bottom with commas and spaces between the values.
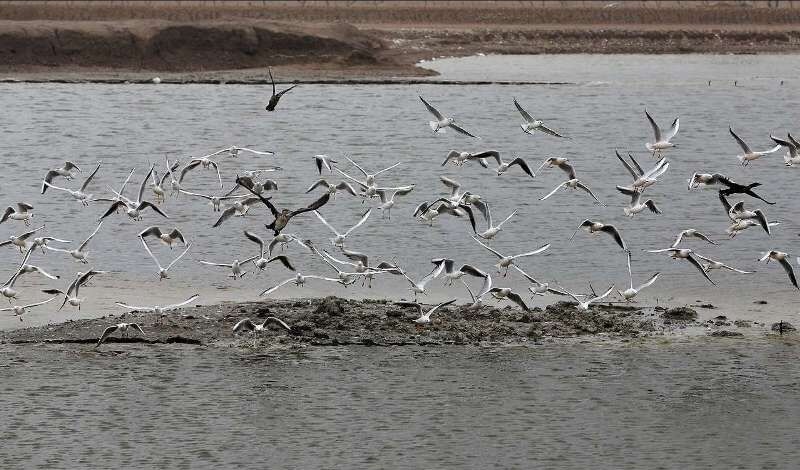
46, 221, 103, 263
42, 162, 101, 206
233, 316, 292, 335
619, 253, 659, 301
473, 236, 550, 276
376, 186, 415, 220
512, 265, 572, 298
395, 299, 457, 325
0, 225, 46, 253
513, 98, 568, 138
243, 230, 296, 271
100, 165, 169, 220
0, 296, 57, 321
770, 134, 800, 166
615, 151, 669, 191
139, 226, 186, 248
561, 284, 615, 311
537, 158, 602, 204
719, 192, 771, 236
314, 154, 337, 174
115, 294, 200, 317
43, 269, 107, 310
758, 250, 798, 289
431, 258, 487, 286
646, 248, 716, 285
313, 209, 372, 248
306, 179, 360, 199
475, 203, 517, 240
571, 220, 628, 251
419, 95, 479, 138
261, 272, 346, 296
729, 127, 781, 166
478, 153, 535, 177
95, 323, 146, 348
616, 186, 661, 217
441, 150, 496, 167
205, 146, 274, 159
644, 109, 679, 156
265, 67, 298, 111
41, 161, 81, 193
670, 229, 717, 248
0, 203, 35, 226
695, 253, 753, 274
488, 286, 531, 311
199, 255, 259, 279
140, 238, 191, 280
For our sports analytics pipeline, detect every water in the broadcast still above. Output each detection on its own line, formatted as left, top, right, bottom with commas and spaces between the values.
2, 338, 800, 468
3, 54, 800, 468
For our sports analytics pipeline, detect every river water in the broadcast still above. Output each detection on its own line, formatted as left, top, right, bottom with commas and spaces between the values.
1, 54, 800, 468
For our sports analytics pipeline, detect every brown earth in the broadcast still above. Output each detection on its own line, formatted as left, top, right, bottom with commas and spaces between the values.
0, 1, 799, 82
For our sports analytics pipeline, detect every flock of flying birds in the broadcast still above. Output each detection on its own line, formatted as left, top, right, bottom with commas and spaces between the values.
1, 83, 798, 347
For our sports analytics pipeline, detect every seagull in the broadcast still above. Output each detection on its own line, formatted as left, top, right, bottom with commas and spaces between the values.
243, 230, 296, 271
478, 153, 535, 177
46, 221, 103, 263
538, 160, 601, 204
267, 233, 310, 257
265, 67, 298, 111
314, 154, 337, 174
261, 272, 346, 296
212, 197, 263, 227
150, 159, 180, 202
1, 246, 34, 302
412, 200, 477, 232
488, 287, 531, 311
615, 151, 669, 190
431, 258, 487, 286
306, 179, 359, 199
42, 162, 101, 206
0, 203, 35, 225
94, 167, 136, 207
619, 253, 659, 301
139, 226, 186, 248
719, 192, 771, 235
163, 155, 183, 195
227, 175, 278, 196
41, 161, 81, 193
339, 155, 401, 189
644, 109, 679, 156
758, 251, 798, 289
313, 208, 372, 248
179, 189, 245, 212
30, 234, 71, 254
461, 273, 494, 310
770, 134, 800, 166
204, 146, 275, 159
561, 284, 615, 311
534, 156, 573, 177
309, 245, 374, 286
729, 127, 781, 166
689, 174, 776, 205
100, 165, 169, 220
236, 176, 331, 235
475, 203, 517, 240
233, 316, 292, 335
43, 269, 107, 310
441, 150, 496, 167
376, 186, 415, 219
398, 262, 446, 300
408, 299, 457, 325
694, 253, 753, 274
571, 220, 628, 251
199, 255, 259, 279
513, 98, 568, 138
473, 236, 550, 276
646, 248, 716, 285
512, 265, 572, 298
115, 294, 200, 317
321, 250, 393, 287
671, 229, 717, 248
616, 186, 661, 217
95, 322, 146, 348
180, 155, 223, 189
141, 238, 191, 280
0, 296, 57, 321
15, 263, 60, 281
419, 95, 479, 137
0, 225, 46, 253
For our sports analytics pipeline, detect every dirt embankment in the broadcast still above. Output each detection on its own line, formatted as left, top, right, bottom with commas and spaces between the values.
0, 1, 799, 81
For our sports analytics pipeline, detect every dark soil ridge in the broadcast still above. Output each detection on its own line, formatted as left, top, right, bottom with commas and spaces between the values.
1, 296, 673, 349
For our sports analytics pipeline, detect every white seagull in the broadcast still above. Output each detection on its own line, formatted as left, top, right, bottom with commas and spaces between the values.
729, 127, 781, 166
475, 203, 518, 240
314, 154, 337, 174
313, 208, 372, 248
306, 179, 359, 199
561, 284, 615, 311
646, 248, 716, 285
205, 146, 274, 159
488, 287, 531, 311
758, 251, 798, 289
615, 151, 669, 190
95, 322, 146, 348
473, 236, 550, 276
537, 159, 602, 204
115, 293, 200, 317
770, 134, 800, 166
141, 238, 191, 280
616, 186, 661, 217
671, 229, 717, 248
376, 186, 415, 220
0, 296, 57, 321
441, 150, 496, 167
619, 253, 659, 301
139, 226, 186, 248
42, 162, 101, 206
261, 272, 345, 296
180, 155, 222, 189
43, 269, 107, 310
514, 98, 568, 138
0, 203, 35, 226
644, 109, 679, 156
409, 299, 458, 325
41, 161, 82, 193
100, 165, 168, 220
199, 255, 259, 279
0, 225, 46, 253
243, 230, 296, 271
46, 221, 103, 263
179, 189, 245, 212
512, 265, 572, 298
478, 153, 535, 177
571, 220, 628, 251
233, 316, 292, 335
419, 95, 479, 137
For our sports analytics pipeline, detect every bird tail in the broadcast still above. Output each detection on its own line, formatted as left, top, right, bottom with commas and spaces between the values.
429, 121, 443, 133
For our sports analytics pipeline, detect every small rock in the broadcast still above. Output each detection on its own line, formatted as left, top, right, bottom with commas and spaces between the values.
771, 322, 796, 333
663, 307, 698, 321
697, 303, 716, 309
754, 300, 768, 305
733, 320, 751, 328
710, 330, 743, 337
314, 296, 345, 316
713, 315, 728, 321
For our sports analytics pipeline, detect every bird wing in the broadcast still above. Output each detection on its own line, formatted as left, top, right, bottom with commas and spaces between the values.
513, 98, 535, 123
636, 272, 660, 291
260, 278, 295, 297
306, 179, 329, 193
238, 147, 274, 156
374, 162, 401, 177
426, 298, 458, 317
616, 150, 640, 179
212, 207, 237, 228
575, 181, 602, 204
778, 257, 799, 289
80, 163, 102, 192
450, 122, 479, 138
419, 95, 444, 120
313, 210, 341, 237
344, 208, 372, 237
718, 191, 734, 219
179, 160, 202, 182
165, 243, 191, 270
509, 157, 535, 177
645, 200, 661, 214
233, 318, 256, 334
588, 285, 615, 304
235, 175, 279, 217
753, 210, 770, 235
441, 150, 459, 166
506, 291, 530, 311
514, 243, 551, 258
199, 261, 232, 268
268, 255, 296, 271
538, 123, 567, 139
473, 236, 504, 259
645, 109, 661, 141
664, 117, 679, 141
599, 225, 627, 250
686, 254, 717, 285
539, 182, 567, 201
79, 222, 103, 251
95, 325, 120, 347
243, 230, 265, 256
164, 293, 200, 311
139, 201, 169, 218
115, 302, 153, 311
264, 316, 292, 331
341, 249, 369, 266
512, 265, 543, 285
138, 165, 155, 203
291, 193, 331, 217
729, 127, 752, 154
138, 226, 162, 239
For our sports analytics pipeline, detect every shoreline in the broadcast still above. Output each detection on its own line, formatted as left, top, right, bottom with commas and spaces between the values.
1, 297, 790, 350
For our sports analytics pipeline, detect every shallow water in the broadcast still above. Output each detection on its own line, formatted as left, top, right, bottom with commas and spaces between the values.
2, 337, 800, 468
0, 54, 799, 331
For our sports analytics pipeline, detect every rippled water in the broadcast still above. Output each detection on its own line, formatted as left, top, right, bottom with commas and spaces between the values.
1, 55, 799, 330
2, 338, 799, 468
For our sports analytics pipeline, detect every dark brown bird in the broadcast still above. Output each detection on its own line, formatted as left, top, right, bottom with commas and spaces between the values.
236, 176, 329, 235
265, 67, 298, 112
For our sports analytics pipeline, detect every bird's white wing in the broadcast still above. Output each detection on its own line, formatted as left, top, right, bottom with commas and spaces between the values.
313, 211, 342, 237
473, 236, 505, 259
260, 278, 295, 296
164, 294, 199, 311
115, 302, 155, 312
539, 182, 567, 201
165, 243, 192, 270
140, 237, 163, 270
344, 208, 372, 237
79, 222, 103, 252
